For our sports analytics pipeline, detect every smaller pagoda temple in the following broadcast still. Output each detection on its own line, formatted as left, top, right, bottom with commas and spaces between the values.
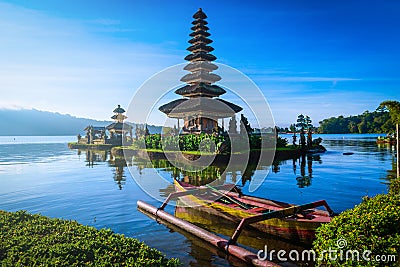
106, 105, 133, 145
78, 105, 133, 146
159, 8, 242, 134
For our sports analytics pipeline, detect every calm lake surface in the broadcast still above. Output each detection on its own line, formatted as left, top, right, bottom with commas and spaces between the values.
0, 134, 396, 266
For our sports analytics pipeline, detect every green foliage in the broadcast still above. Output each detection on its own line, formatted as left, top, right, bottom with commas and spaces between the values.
276, 136, 288, 147
312, 137, 323, 146
389, 178, 400, 195
137, 133, 284, 153
313, 180, 400, 266
140, 133, 226, 153
240, 114, 253, 135
318, 110, 393, 134
276, 124, 298, 133
296, 114, 313, 131
0, 210, 179, 267
379, 100, 400, 125
295, 114, 314, 149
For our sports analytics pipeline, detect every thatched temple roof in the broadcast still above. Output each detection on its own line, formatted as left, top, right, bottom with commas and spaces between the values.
193, 8, 207, 19
159, 97, 242, 118
175, 82, 225, 96
113, 105, 125, 114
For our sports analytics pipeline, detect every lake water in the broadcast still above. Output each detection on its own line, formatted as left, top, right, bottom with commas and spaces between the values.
0, 134, 396, 266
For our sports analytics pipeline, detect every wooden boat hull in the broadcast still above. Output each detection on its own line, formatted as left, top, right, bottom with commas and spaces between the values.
174, 180, 331, 243
174, 205, 311, 252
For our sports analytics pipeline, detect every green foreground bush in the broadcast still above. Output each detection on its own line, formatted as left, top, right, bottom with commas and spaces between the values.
0, 210, 179, 267
313, 179, 400, 266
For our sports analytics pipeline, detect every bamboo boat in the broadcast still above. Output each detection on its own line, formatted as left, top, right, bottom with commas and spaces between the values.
174, 180, 333, 243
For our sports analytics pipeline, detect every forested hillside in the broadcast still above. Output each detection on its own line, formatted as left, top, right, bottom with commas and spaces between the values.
318, 110, 393, 134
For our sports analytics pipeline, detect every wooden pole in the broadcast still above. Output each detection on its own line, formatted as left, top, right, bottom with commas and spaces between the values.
137, 201, 280, 267
397, 123, 399, 178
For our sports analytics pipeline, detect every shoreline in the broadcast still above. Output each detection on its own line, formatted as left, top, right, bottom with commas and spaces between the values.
110, 146, 311, 162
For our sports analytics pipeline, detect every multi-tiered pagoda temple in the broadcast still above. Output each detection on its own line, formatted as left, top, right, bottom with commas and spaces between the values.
106, 105, 133, 144
159, 8, 242, 134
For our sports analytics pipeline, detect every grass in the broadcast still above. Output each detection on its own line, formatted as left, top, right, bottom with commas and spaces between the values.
114, 146, 299, 155
276, 146, 299, 151
142, 148, 215, 156
68, 142, 112, 147
0, 210, 179, 267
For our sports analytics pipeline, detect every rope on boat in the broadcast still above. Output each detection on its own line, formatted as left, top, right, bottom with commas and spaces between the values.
205, 184, 251, 210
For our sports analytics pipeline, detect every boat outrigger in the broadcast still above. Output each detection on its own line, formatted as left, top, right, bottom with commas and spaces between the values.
137, 180, 334, 266
173, 180, 334, 243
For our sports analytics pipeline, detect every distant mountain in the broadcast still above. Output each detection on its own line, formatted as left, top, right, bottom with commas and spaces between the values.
0, 109, 162, 136
0, 109, 110, 136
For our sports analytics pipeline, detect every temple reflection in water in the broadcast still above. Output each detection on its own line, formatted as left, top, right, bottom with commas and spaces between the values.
77, 149, 127, 190
75, 148, 327, 191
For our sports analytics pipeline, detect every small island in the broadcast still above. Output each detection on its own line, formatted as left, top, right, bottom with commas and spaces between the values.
107, 8, 326, 163
68, 7, 326, 164
68, 105, 133, 149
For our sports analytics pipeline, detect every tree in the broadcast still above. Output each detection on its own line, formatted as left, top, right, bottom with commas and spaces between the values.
379, 100, 400, 125
318, 110, 392, 134
305, 115, 313, 148
296, 114, 306, 149
228, 115, 237, 134
135, 124, 146, 140
240, 114, 253, 135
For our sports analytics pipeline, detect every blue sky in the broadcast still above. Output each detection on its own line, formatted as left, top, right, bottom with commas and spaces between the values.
0, 0, 399, 126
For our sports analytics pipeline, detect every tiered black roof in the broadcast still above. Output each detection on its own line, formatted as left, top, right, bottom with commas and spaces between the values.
175, 82, 225, 96
187, 43, 214, 53
158, 98, 242, 118
106, 122, 132, 131
107, 105, 132, 131
180, 72, 221, 84
191, 24, 209, 31
181, 9, 221, 91
159, 8, 243, 117
188, 36, 213, 44
186, 8, 216, 64
191, 20, 208, 25
189, 30, 210, 37
184, 52, 216, 62
183, 61, 218, 72
193, 8, 207, 19
113, 105, 125, 113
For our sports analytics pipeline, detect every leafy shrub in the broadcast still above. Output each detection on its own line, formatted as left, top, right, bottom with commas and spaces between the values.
139, 134, 226, 153
313, 184, 400, 266
139, 133, 287, 152
0, 210, 179, 267
276, 136, 288, 148
312, 137, 323, 146
389, 178, 400, 195
249, 135, 261, 149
